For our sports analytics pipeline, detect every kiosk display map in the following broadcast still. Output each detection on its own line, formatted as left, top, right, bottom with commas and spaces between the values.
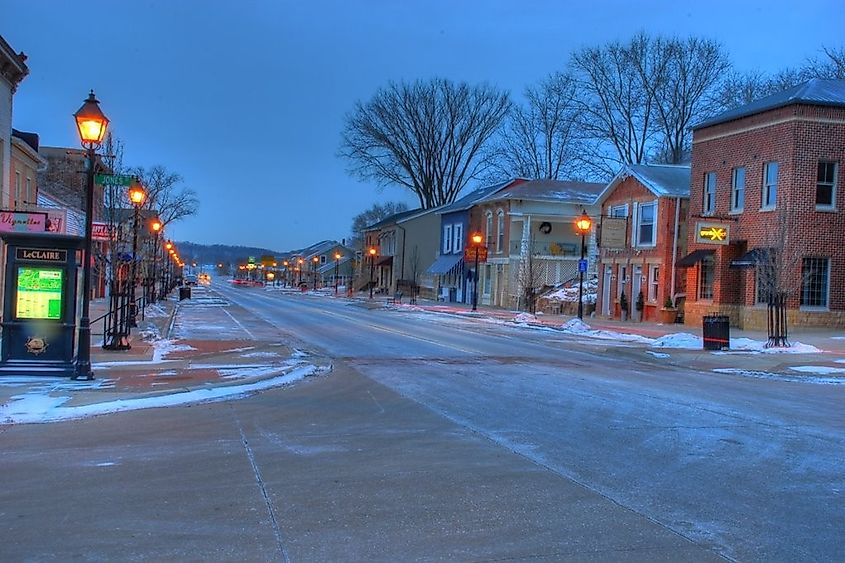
16, 267, 64, 320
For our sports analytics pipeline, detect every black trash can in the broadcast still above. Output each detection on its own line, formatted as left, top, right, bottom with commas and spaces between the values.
703, 315, 730, 350
179, 286, 191, 301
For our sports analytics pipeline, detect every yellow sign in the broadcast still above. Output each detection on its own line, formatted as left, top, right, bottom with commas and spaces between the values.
695, 222, 730, 245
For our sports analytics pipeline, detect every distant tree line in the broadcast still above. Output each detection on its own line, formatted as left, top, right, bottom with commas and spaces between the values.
341, 35, 844, 212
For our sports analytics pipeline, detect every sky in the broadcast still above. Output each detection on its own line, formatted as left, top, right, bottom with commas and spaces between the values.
4, 0, 842, 250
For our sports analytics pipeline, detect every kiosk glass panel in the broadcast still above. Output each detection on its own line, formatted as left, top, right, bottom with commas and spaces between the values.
16, 267, 64, 320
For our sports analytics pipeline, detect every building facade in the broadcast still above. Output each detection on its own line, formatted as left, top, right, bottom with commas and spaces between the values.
595, 165, 689, 322
683, 78, 845, 329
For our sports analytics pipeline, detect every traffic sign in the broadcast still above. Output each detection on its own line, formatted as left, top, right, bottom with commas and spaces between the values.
578, 259, 588, 273
95, 174, 134, 187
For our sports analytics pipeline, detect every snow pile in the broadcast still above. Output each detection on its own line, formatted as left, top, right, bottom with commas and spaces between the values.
560, 318, 591, 333
143, 303, 169, 318
730, 338, 822, 354
513, 313, 537, 324
152, 339, 197, 362
652, 333, 702, 349
544, 278, 598, 303
790, 365, 845, 375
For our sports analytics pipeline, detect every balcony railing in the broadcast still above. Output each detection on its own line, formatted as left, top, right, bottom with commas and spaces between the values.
509, 240, 579, 256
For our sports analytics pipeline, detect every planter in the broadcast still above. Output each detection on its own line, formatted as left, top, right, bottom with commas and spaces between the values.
658, 308, 677, 324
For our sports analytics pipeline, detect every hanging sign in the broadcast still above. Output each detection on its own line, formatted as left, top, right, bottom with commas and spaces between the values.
695, 222, 730, 245
0, 211, 48, 233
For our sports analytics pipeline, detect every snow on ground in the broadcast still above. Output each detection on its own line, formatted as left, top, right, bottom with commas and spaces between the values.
790, 365, 845, 375
713, 368, 845, 385
0, 365, 321, 425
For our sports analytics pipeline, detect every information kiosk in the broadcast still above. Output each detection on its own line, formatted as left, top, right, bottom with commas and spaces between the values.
0, 233, 84, 376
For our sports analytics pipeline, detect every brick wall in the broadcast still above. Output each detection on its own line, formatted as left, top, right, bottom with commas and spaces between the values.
686, 103, 845, 328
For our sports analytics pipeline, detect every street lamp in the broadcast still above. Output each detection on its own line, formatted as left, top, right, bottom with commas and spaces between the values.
334, 252, 342, 295
283, 260, 289, 287
368, 247, 377, 299
297, 258, 304, 285
312, 256, 319, 290
149, 218, 162, 304
470, 233, 483, 312
72, 90, 109, 380
164, 240, 173, 294
127, 179, 146, 327
574, 209, 592, 320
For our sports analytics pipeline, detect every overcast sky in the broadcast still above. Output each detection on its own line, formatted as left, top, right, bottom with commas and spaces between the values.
4, 0, 841, 250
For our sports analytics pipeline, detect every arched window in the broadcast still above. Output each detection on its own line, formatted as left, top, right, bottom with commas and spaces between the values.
496, 209, 505, 253
485, 211, 493, 245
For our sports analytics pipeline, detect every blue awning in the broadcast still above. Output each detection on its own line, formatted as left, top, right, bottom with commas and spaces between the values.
426, 254, 463, 275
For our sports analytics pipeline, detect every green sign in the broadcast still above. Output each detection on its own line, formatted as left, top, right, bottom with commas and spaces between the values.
248, 256, 256, 264
16, 267, 64, 320
95, 174, 134, 187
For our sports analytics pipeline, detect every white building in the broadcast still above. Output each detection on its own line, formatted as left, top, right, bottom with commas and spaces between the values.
0, 35, 29, 209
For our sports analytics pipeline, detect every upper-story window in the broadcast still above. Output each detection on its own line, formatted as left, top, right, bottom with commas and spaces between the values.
496, 209, 505, 252
610, 204, 628, 218
635, 201, 657, 246
816, 161, 837, 209
731, 167, 745, 212
320, 255, 327, 264
703, 172, 716, 215
453, 223, 463, 253
443, 224, 453, 254
485, 211, 493, 244
14, 171, 21, 210
762, 162, 778, 209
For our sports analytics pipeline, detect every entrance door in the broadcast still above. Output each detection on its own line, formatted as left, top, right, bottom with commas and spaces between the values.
602, 265, 613, 316
632, 265, 643, 321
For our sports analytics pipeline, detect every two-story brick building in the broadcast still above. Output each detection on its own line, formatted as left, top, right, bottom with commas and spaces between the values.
595, 164, 690, 322
682, 78, 845, 329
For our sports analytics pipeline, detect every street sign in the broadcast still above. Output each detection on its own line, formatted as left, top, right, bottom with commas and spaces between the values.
248, 256, 256, 264
578, 258, 588, 273
463, 247, 488, 263
95, 174, 134, 187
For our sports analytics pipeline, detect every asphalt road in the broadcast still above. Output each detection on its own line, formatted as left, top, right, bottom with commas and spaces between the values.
2, 283, 843, 562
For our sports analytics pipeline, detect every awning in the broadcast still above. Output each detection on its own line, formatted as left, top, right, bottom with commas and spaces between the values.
676, 249, 715, 268
377, 256, 393, 266
730, 248, 772, 269
425, 254, 463, 275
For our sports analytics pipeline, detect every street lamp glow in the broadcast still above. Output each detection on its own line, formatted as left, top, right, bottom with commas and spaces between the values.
575, 210, 592, 235
150, 219, 162, 233
335, 252, 341, 260
128, 181, 146, 206
575, 209, 591, 320
471, 233, 483, 245
470, 233, 484, 311
368, 247, 376, 256
73, 90, 109, 147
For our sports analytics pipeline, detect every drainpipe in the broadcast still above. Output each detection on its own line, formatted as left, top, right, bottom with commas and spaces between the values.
670, 196, 681, 304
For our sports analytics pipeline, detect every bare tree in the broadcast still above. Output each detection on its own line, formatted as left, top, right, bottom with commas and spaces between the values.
571, 37, 657, 179
131, 165, 199, 228
641, 36, 730, 164
349, 201, 409, 250
490, 72, 582, 179
802, 45, 845, 79
515, 238, 546, 314
340, 78, 510, 208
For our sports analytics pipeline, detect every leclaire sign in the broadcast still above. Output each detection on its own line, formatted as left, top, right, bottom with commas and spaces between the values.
463, 246, 488, 263
0, 211, 47, 233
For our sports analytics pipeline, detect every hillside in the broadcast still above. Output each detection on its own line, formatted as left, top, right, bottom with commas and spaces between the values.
175, 242, 290, 266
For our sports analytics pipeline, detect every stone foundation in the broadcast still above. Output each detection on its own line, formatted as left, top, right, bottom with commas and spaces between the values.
684, 302, 845, 330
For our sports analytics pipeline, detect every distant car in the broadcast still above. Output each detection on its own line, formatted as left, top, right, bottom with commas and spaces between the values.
185, 274, 198, 286
199, 273, 211, 284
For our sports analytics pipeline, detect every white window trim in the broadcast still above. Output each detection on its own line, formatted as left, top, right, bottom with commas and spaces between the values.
731, 167, 745, 213
762, 161, 778, 210
610, 204, 628, 218
703, 172, 716, 215
649, 265, 659, 302
635, 200, 657, 247
816, 162, 837, 211
496, 209, 505, 253
485, 211, 493, 243
453, 223, 463, 253
443, 225, 453, 254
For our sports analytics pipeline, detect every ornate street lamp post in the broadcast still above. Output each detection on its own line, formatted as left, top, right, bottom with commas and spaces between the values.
164, 240, 173, 296
72, 90, 109, 381
574, 209, 592, 320
297, 258, 304, 285
470, 233, 483, 312
368, 247, 377, 299
149, 218, 162, 304
334, 252, 342, 295
127, 179, 146, 327
283, 260, 289, 287
312, 256, 319, 290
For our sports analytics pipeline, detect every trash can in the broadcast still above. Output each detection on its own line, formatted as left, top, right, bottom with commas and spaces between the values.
703, 315, 730, 350
179, 286, 191, 300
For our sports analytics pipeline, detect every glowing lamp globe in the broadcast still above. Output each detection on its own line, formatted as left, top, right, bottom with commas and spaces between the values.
74, 90, 109, 147
575, 210, 592, 235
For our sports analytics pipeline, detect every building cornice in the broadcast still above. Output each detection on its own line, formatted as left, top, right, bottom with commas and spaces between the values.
0, 35, 29, 90
693, 115, 845, 144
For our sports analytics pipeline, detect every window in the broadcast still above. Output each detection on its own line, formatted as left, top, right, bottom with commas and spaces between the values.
699, 256, 715, 300
731, 167, 745, 212
635, 201, 656, 246
443, 225, 452, 254
25, 177, 32, 208
485, 212, 493, 244
816, 162, 837, 209
763, 162, 778, 208
14, 171, 21, 209
703, 172, 716, 214
496, 210, 505, 252
801, 257, 829, 308
610, 204, 628, 218
649, 265, 659, 302
320, 255, 326, 264
453, 223, 463, 253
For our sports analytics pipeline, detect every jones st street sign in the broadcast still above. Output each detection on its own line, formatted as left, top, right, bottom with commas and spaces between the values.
94, 174, 134, 187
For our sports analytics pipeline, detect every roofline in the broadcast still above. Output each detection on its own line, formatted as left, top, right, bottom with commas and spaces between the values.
0, 35, 29, 88
595, 164, 691, 205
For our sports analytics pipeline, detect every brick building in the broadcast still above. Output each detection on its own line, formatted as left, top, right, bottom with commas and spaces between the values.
682, 78, 845, 329
595, 164, 689, 322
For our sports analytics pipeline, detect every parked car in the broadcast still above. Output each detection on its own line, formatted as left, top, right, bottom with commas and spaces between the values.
185, 274, 198, 286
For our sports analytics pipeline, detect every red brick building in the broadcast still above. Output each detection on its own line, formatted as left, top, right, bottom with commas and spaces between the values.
595, 164, 689, 322
682, 78, 845, 329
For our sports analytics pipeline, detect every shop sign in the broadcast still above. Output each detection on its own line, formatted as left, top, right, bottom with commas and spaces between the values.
695, 222, 730, 245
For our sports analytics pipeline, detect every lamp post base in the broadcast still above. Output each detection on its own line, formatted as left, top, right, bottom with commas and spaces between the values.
72, 322, 94, 381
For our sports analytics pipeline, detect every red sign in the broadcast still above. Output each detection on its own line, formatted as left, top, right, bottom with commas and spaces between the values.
92, 222, 116, 241
463, 246, 488, 263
